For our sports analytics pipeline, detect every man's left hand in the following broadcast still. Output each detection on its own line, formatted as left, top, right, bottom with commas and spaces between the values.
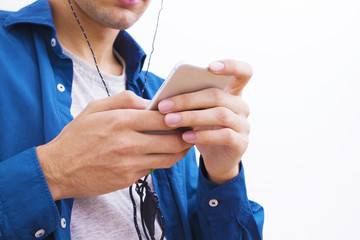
158, 59, 253, 184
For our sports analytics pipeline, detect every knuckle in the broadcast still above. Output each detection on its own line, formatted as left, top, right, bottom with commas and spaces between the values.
175, 95, 192, 110
244, 62, 254, 79
121, 143, 138, 155
242, 62, 254, 79
242, 101, 250, 117
182, 112, 195, 126
232, 60, 253, 79
114, 140, 138, 155
108, 162, 130, 180
109, 113, 127, 129
223, 59, 253, 83
217, 107, 232, 125
210, 88, 225, 105
120, 159, 135, 174
123, 90, 138, 105
239, 134, 249, 152
123, 90, 136, 98
111, 161, 139, 185
244, 121, 251, 134
113, 111, 138, 129
223, 129, 237, 145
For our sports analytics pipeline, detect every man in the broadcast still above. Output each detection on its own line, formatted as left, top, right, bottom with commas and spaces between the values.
0, 0, 264, 239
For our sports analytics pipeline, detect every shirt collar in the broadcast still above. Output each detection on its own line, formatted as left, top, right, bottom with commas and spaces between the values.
4, 0, 147, 88
3, 0, 55, 30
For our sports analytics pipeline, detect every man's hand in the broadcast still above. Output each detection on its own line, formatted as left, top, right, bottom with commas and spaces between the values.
36, 91, 193, 201
158, 60, 252, 184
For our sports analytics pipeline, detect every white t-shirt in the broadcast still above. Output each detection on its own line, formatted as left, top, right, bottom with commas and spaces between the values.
63, 48, 164, 240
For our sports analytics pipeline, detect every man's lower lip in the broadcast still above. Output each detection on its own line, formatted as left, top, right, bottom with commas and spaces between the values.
117, 0, 141, 7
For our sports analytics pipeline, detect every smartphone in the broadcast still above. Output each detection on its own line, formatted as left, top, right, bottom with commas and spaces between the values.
147, 62, 231, 110
146, 62, 231, 173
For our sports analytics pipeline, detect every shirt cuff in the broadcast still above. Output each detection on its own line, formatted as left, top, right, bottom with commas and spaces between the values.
197, 156, 251, 217
0, 147, 60, 239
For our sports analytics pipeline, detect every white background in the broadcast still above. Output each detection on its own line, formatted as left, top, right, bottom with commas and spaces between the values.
1, 0, 360, 239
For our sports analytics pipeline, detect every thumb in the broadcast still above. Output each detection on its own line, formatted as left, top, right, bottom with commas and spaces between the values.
209, 59, 253, 95
79, 90, 149, 117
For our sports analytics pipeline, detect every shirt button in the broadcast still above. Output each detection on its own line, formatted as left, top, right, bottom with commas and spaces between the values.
57, 83, 65, 92
50, 38, 57, 47
60, 218, 66, 229
34, 229, 45, 238
209, 199, 219, 207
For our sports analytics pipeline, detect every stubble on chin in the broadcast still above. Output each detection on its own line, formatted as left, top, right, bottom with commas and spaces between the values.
96, 9, 138, 29
76, 1, 143, 30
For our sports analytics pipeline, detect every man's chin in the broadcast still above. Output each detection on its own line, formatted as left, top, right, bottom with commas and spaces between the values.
99, 12, 140, 30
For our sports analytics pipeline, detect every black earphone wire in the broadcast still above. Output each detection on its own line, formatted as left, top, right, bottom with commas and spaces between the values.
67, 0, 110, 97
141, 0, 164, 97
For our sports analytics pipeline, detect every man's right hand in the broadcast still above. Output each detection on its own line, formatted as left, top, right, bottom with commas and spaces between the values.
36, 91, 193, 201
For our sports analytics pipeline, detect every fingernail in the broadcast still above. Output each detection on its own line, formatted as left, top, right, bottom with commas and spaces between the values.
183, 132, 196, 142
165, 113, 181, 125
158, 100, 174, 112
209, 61, 225, 72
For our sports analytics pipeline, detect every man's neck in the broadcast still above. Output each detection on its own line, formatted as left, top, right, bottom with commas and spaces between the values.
49, 0, 123, 76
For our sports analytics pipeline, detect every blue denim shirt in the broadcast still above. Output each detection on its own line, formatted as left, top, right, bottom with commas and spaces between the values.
0, 1, 264, 239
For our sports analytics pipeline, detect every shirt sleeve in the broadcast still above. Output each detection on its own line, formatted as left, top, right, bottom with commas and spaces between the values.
0, 147, 60, 240
196, 157, 264, 240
